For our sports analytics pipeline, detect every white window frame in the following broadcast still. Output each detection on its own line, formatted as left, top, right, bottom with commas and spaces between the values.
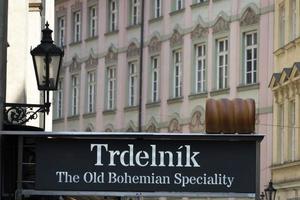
154, 0, 161, 18
173, 50, 182, 98
278, 104, 284, 164
290, 0, 297, 40
216, 38, 228, 90
131, 0, 140, 25
109, 0, 118, 31
196, 0, 207, 3
151, 56, 159, 102
71, 74, 79, 115
89, 6, 97, 38
58, 16, 65, 47
195, 44, 206, 93
107, 66, 116, 110
74, 11, 81, 42
56, 78, 63, 118
175, 0, 183, 10
289, 101, 296, 161
279, 4, 285, 46
128, 62, 138, 106
244, 31, 257, 85
87, 71, 96, 113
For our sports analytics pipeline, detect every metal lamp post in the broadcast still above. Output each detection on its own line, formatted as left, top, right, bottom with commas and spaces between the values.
4, 22, 63, 129
264, 180, 277, 200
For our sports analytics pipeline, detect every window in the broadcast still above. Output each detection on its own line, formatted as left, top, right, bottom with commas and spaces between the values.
288, 101, 296, 161
175, 0, 183, 10
151, 56, 159, 102
89, 6, 97, 38
244, 32, 257, 85
154, 0, 161, 18
279, 4, 285, 46
107, 66, 116, 110
131, 0, 140, 25
56, 79, 63, 118
290, 0, 296, 40
277, 104, 284, 164
216, 38, 228, 89
109, 0, 118, 31
71, 75, 79, 115
73, 11, 81, 42
128, 62, 138, 106
195, 0, 207, 3
195, 44, 206, 93
58, 16, 65, 47
173, 50, 182, 98
87, 71, 96, 113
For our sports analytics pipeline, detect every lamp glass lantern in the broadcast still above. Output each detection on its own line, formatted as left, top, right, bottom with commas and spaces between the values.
264, 181, 277, 200
31, 22, 64, 91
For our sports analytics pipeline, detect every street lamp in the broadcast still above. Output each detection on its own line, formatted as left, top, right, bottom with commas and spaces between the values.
264, 180, 277, 200
4, 22, 63, 129
31, 22, 64, 113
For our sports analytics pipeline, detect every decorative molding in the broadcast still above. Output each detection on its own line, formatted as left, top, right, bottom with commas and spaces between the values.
191, 24, 208, 40
71, 1, 82, 12
105, 46, 118, 65
29, 1, 42, 12
69, 56, 81, 73
85, 51, 98, 69
240, 8, 259, 27
170, 30, 183, 48
189, 111, 205, 132
127, 42, 140, 58
212, 17, 229, 34
168, 118, 182, 133
148, 36, 162, 55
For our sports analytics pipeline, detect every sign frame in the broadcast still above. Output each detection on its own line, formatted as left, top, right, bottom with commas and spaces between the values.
0, 131, 263, 199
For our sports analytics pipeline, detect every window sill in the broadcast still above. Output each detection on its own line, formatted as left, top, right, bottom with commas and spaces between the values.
210, 88, 230, 96
284, 41, 296, 51
85, 36, 98, 42
67, 115, 80, 121
126, 24, 141, 30
53, 117, 64, 123
271, 160, 300, 170
104, 30, 119, 36
169, 8, 185, 16
146, 101, 161, 108
83, 112, 96, 118
103, 109, 116, 115
69, 41, 82, 47
274, 47, 284, 56
237, 83, 259, 92
167, 96, 183, 104
149, 16, 163, 24
188, 92, 208, 100
190, 1, 209, 9
124, 105, 139, 112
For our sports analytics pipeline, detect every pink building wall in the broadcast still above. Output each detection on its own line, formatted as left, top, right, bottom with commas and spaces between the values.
54, 0, 274, 193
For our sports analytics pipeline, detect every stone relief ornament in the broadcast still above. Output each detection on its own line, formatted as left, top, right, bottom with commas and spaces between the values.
191, 24, 208, 40
127, 42, 140, 58
69, 57, 81, 73
240, 8, 259, 27
105, 48, 118, 65
170, 30, 183, 47
168, 118, 182, 133
189, 111, 205, 132
85, 54, 98, 69
213, 17, 229, 34
147, 124, 158, 132
148, 37, 161, 55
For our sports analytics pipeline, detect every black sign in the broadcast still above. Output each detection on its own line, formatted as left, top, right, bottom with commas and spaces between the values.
36, 135, 259, 194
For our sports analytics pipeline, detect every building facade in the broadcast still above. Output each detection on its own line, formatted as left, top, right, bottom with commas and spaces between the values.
54, 0, 274, 194
270, 0, 300, 199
